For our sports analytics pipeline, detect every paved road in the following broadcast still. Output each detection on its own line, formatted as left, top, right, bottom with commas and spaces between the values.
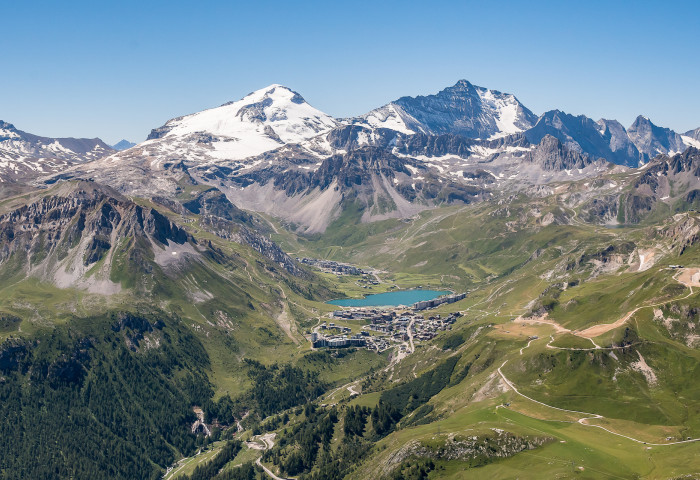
256, 456, 290, 480
251, 433, 297, 480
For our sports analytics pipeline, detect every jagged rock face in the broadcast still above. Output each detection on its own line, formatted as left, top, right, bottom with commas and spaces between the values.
525, 111, 640, 167
628, 116, 688, 161
595, 148, 700, 225
635, 148, 700, 195
188, 145, 487, 233
393, 133, 478, 158
180, 187, 305, 276
661, 215, 700, 254
598, 119, 642, 164
0, 181, 307, 287
313, 148, 409, 190
580, 195, 620, 224
182, 187, 254, 225
202, 215, 306, 277
0, 182, 195, 292
325, 124, 402, 151
227, 146, 481, 204
0, 121, 114, 182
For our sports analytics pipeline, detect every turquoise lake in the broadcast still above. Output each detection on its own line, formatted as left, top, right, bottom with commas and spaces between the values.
327, 289, 451, 308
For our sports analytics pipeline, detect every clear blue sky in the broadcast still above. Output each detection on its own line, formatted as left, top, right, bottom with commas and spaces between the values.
2, 0, 698, 144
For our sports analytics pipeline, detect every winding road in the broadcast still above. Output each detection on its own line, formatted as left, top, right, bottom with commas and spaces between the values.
247, 433, 295, 480
498, 333, 700, 446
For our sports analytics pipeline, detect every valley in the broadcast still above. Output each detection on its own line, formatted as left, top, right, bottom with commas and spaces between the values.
1, 79, 700, 479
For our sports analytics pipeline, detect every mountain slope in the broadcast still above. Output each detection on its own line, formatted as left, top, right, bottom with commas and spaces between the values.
196, 146, 485, 233
684, 127, 700, 144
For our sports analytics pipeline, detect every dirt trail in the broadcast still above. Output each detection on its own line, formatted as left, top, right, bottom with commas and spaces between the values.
514, 269, 695, 342
576, 309, 639, 338
577, 274, 694, 339
514, 314, 571, 335
498, 340, 700, 446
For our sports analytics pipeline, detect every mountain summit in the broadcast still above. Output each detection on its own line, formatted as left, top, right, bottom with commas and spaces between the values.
627, 115, 689, 161
358, 79, 537, 139
112, 139, 136, 150
145, 84, 337, 160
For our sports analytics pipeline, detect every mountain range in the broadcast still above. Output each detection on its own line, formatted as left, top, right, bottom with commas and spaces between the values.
9, 80, 691, 233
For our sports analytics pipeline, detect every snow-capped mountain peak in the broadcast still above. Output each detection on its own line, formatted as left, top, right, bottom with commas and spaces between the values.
355, 79, 537, 140
145, 84, 337, 161
0, 121, 22, 140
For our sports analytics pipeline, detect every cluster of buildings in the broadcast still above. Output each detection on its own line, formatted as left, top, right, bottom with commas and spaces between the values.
332, 309, 393, 321
367, 312, 461, 341
311, 308, 462, 353
413, 292, 466, 311
412, 312, 461, 340
310, 331, 367, 349
298, 258, 367, 276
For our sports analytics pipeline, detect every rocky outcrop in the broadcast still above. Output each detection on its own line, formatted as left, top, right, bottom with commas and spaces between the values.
685, 127, 700, 142
526, 110, 640, 167
661, 215, 700, 254
384, 430, 552, 476
201, 214, 305, 277
524, 135, 604, 171
0, 181, 197, 292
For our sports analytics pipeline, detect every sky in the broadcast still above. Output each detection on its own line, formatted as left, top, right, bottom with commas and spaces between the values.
1, 0, 699, 144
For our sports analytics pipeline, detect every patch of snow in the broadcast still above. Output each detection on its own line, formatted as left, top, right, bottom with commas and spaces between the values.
405, 164, 420, 175
682, 135, 700, 149
362, 104, 416, 135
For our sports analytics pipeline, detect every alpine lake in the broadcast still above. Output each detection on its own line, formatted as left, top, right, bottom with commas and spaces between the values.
327, 289, 451, 308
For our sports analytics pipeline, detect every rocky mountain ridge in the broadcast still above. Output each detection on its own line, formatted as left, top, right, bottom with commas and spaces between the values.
0, 121, 114, 182
0, 180, 305, 294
